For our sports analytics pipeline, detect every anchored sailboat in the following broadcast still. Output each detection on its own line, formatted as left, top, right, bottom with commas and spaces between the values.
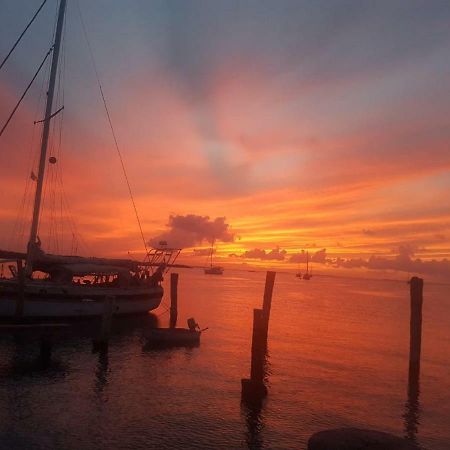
0, 0, 179, 318
303, 251, 312, 280
204, 238, 223, 275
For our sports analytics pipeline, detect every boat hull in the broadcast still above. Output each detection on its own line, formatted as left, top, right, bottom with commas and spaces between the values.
204, 268, 223, 275
0, 280, 163, 318
145, 328, 201, 347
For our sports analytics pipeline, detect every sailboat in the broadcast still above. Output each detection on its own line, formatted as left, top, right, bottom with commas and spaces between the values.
295, 258, 302, 278
0, 0, 180, 318
302, 251, 312, 280
204, 239, 223, 275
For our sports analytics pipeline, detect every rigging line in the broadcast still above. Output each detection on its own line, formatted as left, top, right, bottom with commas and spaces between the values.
0, 0, 48, 71
76, 1, 149, 258
0, 46, 53, 138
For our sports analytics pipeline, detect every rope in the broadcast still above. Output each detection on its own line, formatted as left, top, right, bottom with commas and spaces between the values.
75, 1, 149, 257
0, 46, 53, 138
0, 0, 48, 72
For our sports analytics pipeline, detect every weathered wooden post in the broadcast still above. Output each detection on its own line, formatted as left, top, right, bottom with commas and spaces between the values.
261, 271, 276, 345
15, 259, 25, 319
250, 309, 266, 382
170, 273, 179, 328
93, 295, 115, 352
404, 276, 423, 442
409, 277, 423, 374
241, 308, 267, 401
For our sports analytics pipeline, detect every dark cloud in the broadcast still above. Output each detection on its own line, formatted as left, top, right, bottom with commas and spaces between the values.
193, 248, 214, 256
149, 214, 234, 249
311, 248, 327, 263
240, 247, 287, 261
290, 248, 327, 263
335, 246, 450, 277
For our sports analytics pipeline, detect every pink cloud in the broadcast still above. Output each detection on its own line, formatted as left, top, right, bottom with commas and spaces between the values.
149, 214, 234, 249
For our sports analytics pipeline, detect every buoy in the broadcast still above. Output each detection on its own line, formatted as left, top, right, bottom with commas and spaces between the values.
49, 156, 57, 164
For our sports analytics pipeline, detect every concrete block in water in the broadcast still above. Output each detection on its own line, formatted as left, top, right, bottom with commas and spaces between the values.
308, 428, 419, 450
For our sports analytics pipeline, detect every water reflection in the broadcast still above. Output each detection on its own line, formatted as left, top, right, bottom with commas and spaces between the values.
404, 361, 421, 445
0, 334, 68, 378
242, 399, 266, 450
94, 349, 109, 394
241, 351, 271, 449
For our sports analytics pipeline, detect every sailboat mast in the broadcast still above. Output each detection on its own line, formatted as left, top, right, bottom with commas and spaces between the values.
26, 0, 67, 274
210, 238, 215, 268
306, 251, 309, 274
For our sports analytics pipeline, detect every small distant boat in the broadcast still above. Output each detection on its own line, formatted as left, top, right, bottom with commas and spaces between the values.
295, 272, 302, 278
205, 266, 224, 275
303, 251, 312, 280
204, 238, 223, 275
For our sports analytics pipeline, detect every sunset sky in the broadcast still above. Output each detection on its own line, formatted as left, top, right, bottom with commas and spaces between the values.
1, 0, 450, 278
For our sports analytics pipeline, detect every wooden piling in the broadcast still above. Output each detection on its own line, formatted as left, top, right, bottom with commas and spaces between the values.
409, 277, 423, 373
262, 271, 276, 320
242, 308, 268, 401
170, 273, 179, 328
241, 271, 277, 402
15, 259, 25, 318
261, 271, 276, 344
250, 309, 266, 382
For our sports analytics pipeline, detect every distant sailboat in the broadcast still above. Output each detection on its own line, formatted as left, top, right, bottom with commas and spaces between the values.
303, 251, 312, 280
295, 259, 302, 278
204, 239, 223, 275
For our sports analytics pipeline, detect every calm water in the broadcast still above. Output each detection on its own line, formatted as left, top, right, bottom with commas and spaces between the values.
0, 270, 449, 450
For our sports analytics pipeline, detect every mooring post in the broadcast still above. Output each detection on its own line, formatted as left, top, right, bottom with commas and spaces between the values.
241, 308, 268, 401
170, 273, 179, 328
93, 295, 115, 352
250, 308, 266, 382
409, 277, 423, 375
15, 259, 25, 318
261, 271, 276, 344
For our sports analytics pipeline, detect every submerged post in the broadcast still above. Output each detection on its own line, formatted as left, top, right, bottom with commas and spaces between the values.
409, 277, 423, 374
15, 259, 25, 319
170, 273, 179, 328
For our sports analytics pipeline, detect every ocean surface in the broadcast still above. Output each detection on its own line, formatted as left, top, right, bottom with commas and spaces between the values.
0, 270, 449, 450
